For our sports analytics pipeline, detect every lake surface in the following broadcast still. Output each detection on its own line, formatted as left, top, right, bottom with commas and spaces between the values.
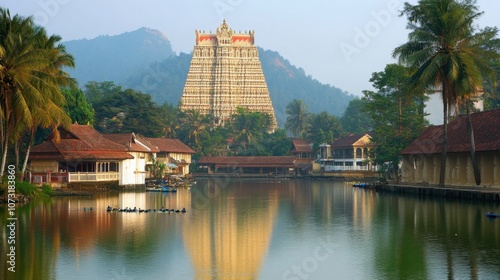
1, 178, 500, 280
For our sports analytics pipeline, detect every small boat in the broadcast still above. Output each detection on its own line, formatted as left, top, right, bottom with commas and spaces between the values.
485, 212, 500, 218
160, 185, 177, 192
353, 182, 370, 188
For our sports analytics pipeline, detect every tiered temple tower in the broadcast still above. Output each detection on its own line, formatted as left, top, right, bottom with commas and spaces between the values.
180, 20, 277, 129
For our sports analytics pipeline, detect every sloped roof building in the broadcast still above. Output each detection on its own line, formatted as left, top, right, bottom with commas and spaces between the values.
30, 124, 133, 162
29, 125, 196, 186
400, 109, 500, 187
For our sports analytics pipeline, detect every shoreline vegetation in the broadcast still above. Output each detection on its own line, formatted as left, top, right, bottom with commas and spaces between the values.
0, 181, 53, 204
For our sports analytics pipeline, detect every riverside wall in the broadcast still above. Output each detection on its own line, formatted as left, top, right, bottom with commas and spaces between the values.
375, 184, 500, 202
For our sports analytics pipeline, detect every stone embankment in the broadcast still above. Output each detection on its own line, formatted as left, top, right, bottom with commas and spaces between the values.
0, 193, 30, 204
375, 184, 500, 202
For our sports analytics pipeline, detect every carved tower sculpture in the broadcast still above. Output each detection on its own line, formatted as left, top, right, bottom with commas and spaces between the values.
180, 20, 277, 130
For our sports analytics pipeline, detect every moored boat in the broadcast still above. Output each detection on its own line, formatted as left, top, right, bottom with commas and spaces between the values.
353, 182, 370, 188
485, 212, 500, 218
159, 185, 177, 192
145, 179, 177, 192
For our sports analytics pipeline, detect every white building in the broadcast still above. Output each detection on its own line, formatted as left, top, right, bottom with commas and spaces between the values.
28, 125, 195, 187
318, 133, 377, 172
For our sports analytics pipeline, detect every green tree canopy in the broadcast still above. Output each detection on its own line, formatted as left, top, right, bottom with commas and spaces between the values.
393, 0, 500, 186
62, 88, 95, 125
304, 111, 343, 151
363, 64, 428, 180
178, 109, 211, 151
228, 107, 273, 153
340, 98, 372, 134
84, 80, 122, 104
87, 82, 165, 136
285, 99, 309, 137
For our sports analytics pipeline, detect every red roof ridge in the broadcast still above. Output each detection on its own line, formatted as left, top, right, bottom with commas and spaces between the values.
401, 109, 500, 154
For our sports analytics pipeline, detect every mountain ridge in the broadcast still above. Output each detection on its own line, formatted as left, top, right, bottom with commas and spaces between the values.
64, 27, 175, 85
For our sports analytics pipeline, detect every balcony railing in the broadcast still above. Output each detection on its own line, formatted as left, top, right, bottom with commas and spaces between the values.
30, 171, 120, 184
323, 166, 378, 172
69, 172, 119, 182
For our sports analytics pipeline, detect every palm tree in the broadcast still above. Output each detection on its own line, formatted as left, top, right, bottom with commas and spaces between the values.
393, 0, 499, 187
159, 102, 180, 138
458, 26, 500, 185
0, 8, 74, 176
19, 30, 75, 178
304, 111, 343, 148
1, 9, 44, 176
285, 99, 309, 138
180, 109, 209, 149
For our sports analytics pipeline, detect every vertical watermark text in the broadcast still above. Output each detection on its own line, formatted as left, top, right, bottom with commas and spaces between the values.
6, 164, 17, 273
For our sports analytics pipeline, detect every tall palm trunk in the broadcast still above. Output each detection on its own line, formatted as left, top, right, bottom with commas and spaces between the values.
398, 83, 403, 135
465, 100, 480, 185
439, 86, 448, 188
0, 136, 8, 177
20, 127, 36, 181
20, 145, 31, 182
14, 141, 19, 172
0, 104, 10, 177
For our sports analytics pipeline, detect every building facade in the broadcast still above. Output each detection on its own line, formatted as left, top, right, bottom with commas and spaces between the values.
198, 156, 298, 176
400, 109, 500, 187
179, 20, 277, 129
28, 125, 196, 187
102, 133, 158, 186
146, 138, 196, 176
318, 133, 376, 172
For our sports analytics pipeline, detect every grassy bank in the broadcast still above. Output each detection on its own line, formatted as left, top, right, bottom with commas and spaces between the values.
0, 181, 53, 203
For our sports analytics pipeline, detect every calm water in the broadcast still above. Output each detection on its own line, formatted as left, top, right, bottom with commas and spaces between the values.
1, 179, 500, 280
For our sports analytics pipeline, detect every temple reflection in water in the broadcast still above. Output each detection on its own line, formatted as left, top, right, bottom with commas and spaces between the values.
182, 179, 279, 279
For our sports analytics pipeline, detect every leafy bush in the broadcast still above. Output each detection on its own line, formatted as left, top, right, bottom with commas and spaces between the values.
15, 181, 51, 200
42, 184, 54, 195
16, 181, 38, 196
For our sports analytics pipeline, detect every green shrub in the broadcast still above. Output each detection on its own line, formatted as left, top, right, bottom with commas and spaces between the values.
42, 184, 54, 195
15, 181, 51, 201
16, 181, 38, 196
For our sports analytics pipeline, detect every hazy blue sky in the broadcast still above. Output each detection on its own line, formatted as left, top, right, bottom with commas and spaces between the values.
3, 0, 500, 97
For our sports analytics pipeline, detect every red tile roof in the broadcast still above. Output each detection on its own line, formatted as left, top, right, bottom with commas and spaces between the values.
401, 109, 500, 154
199, 156, 297, 168
146, 138, 196, 154
290, 139, 313, 153
65, 124, 128, 151
103, 133, 158, 152
30, 124, 133, 161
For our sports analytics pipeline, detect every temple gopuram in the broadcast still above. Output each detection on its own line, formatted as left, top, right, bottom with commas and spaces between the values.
180, 20, 277, 130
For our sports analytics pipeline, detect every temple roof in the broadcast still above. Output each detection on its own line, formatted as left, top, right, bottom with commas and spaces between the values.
401, 109, 500, 154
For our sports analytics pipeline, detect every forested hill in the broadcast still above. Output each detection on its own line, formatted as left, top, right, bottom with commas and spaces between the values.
259, 49, 354, 124
64, 27, 174, 85
64, 28, 354, 126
